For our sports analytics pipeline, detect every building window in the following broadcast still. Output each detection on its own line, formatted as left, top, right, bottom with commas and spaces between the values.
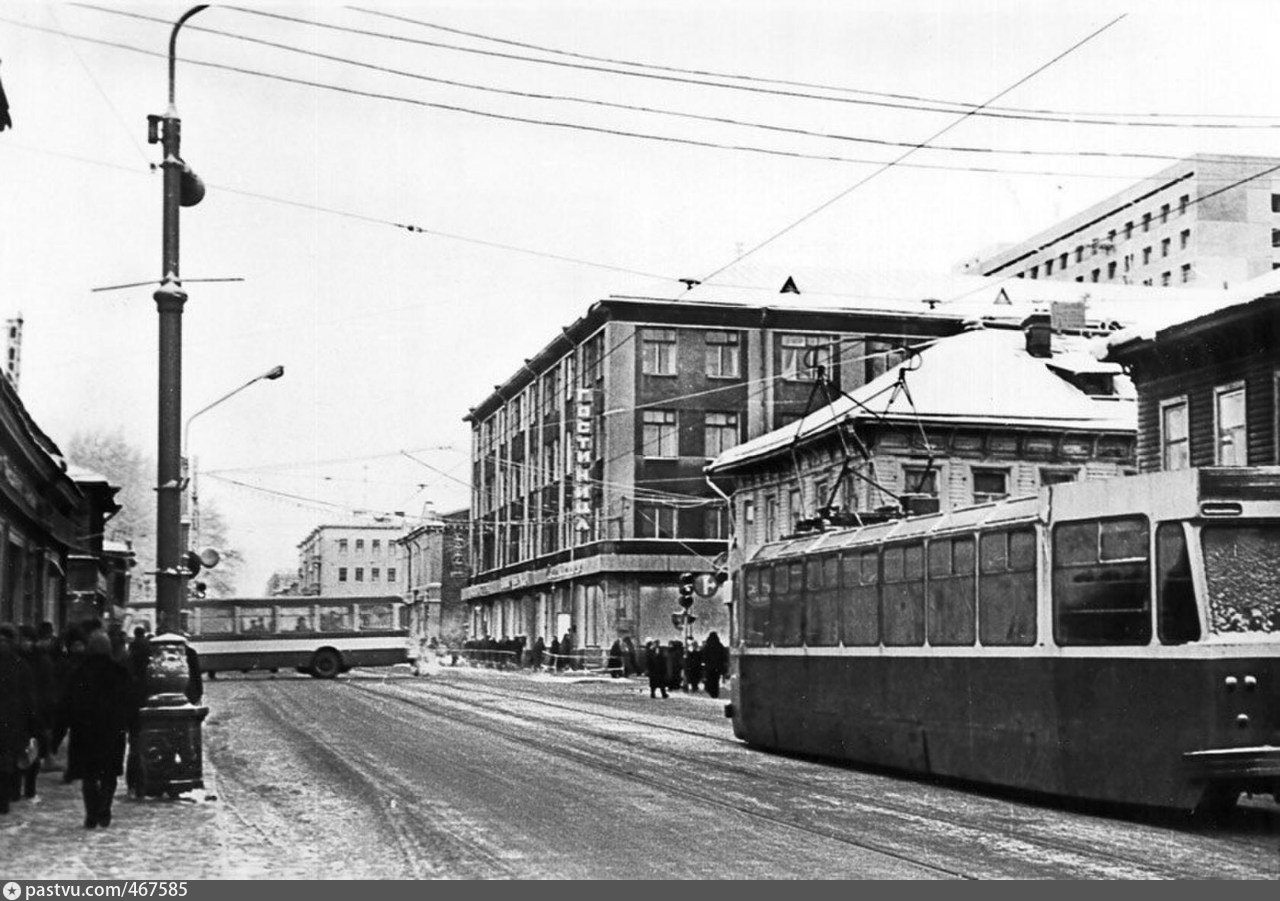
1142, 212, 1151, 232
1161, 271, 1171, 286
338, 539, 348, 554
705, 505, 730, 540
1142, 246, 1152, 265
388, 567, 397, 582
972, 468, 1008, 504
704, 330, 741, 378
1161, 397, 1189, 471
371, 567, 380, 582
1040, 468, 1077, 487
764, 495, 778, 542
640, 328, 677, 375
1059, 252, 1068, 270
1075, 246, 1084, 263
355, 567, 364, 582
1160, 203, 1170, 224
1181, 263, 1192, 283
743, 498, 755, 524
1044, 259, 1053, 276
355, 539, 364, 551
788, 487, 803, 528
1160, 237, 1170, 258
1029, 265, 1038, 279
372, 539, 381, 552
642, 409, 678, 457
704, 412, 740, 457
1180, 229, 1190, 250
1107, 261, 1117, 280
1272, 229, 1280, 249
1090, 269, 1100, 283
779, 334, 833, 381
637, 504, 676, 538
1124, 221, 1133, 240
1214, 382, 1247, 465
1180, 194, 1190, 215
903, 465, 938, 497
338, 567, 348, 582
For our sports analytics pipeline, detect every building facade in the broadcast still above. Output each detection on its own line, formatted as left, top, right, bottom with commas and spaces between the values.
296, 520, 407, 597
398, 506, 472, 647
462, 294, 966, 650
971, 154, 1280, 290
1106, 288, 1280, 472
708, 320, 1138, 573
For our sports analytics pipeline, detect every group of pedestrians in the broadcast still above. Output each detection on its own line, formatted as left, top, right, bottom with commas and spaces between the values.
641, 632, 727, 700
0, 620, 203, 830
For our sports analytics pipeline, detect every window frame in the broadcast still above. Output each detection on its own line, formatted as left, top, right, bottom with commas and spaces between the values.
1051, 515, 1152, 647
704, 330, 742, 379
640, 328, 678, 376
704, 411, 741, 458
641, 408, 679, 458
1213, 381, 1247, 466
971, 466, 1009, 504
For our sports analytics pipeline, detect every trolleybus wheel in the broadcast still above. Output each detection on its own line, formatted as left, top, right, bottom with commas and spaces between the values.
310, 648, 342, 679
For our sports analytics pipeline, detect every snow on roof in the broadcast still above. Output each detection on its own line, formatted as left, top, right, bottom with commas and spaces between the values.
64, 464, 112, 485
708, 326, 1134, 473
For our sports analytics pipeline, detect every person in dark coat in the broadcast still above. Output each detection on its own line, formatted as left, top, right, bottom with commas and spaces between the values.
530, 636, 545, 670
606, 640, 623, 678
17, 624, 53, 800
666, 640, 684, 691
683, 639, 703, 693
550, 636, 563, 671
621, 637, 638, 677
65, 632, 134, 828
644, 640, 668, 699
0, 624, 36, 814
184, 642, 203, 706
702, 631, 727, 699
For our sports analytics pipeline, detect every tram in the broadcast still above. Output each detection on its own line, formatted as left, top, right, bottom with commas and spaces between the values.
729, 467, 1280, 812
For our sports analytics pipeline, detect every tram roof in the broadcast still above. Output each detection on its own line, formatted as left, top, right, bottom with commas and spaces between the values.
709, 325, 1135, 474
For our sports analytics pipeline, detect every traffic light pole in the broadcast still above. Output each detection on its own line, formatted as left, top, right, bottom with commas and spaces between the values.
138, 4, 210, 801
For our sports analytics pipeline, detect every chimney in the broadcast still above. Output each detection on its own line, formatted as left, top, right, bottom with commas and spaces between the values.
1022, 312, 1052, 358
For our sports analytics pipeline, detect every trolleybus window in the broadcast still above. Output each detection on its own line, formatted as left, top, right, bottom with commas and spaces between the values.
769, 561, 804, 646
882, 543, 925, 646
1053, 516, 1151, 646
359, 603, 395, 631
978, 528, 1037, 646
237, 607, 274, 634
319, 604, 354, 632
1156, 523, 1200, 644
804, 554, 840, 646
927, 536, 976, 646
195, 606, 233, 635
744, 566, 771, 645
839, 550, 880, 646
1201, 524, 1280, 633
279, 606, 315, 633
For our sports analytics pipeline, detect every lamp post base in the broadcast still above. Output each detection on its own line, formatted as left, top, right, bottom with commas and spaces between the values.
137, 703, 209, 798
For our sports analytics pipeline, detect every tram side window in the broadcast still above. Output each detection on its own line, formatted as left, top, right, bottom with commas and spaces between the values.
927, 537, 976, 646
978, 528, 1037, 646
804, 554, 840, 646
769, 561, 804, 647
743, 566, 771, 646
882, 543, 925, 646
1053, 517, 1151, 646
358, 603, 394, 631
840, 550, 880, 646
278, 606, 314, 632
1156, 523, 1200, 644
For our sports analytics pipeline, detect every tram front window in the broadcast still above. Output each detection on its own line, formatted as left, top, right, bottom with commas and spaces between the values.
1202, 524, 1280, 634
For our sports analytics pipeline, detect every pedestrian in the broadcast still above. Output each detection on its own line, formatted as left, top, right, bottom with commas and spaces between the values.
621, 636, 638, 677
560, 629, 575, 671
550, 636, 563, 671
17, 624, 53, 801
702, 631, 727, 699
606, 639, 623, 678
64, 631, 134, 828
666, 640, 684, 692
184, 641, 203, 706
530, 636, 545, 670
684, 639, 703, 693
644, 640, 667, 699
0, 623, 36, 814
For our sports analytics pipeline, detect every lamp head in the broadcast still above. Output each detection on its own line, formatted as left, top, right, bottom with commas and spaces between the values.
265, 365, 284, 380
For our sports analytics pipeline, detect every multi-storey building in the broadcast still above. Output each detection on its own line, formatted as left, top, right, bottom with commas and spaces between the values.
462, 293, 965, 650
397, 505, 470, 646
296, 519, 406, 597
1105, 275, 1280, 471
970, 154, 1280, 290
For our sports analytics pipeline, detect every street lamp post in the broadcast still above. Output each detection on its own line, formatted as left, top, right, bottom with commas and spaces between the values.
181, 365, 284, 553
137, 4, 209, 800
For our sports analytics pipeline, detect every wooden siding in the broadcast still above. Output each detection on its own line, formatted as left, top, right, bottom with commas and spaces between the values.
1136, 350, 1277, 471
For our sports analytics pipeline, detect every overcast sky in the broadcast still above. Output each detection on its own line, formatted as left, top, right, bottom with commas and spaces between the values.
3, 0, 1278, 594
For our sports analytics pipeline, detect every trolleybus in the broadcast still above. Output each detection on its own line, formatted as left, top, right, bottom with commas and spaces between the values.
731, 467, 1280, 813
183, 595, 413, 679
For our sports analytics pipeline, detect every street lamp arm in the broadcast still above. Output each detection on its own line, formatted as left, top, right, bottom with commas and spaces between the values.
168, 6, 209, 107
183, 365, 284, 455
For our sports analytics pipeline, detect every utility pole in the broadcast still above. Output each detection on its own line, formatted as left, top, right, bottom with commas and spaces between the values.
136, 3, 209, 801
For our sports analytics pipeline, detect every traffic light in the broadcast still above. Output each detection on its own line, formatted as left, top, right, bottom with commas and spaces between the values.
678, 572, 695, 610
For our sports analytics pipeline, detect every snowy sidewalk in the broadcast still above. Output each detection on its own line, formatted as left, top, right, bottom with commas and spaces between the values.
0, 755, 304, 879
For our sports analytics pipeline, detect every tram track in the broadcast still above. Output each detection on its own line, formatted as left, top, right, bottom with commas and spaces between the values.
341, 675, 972, 879
348, 672, 1276, 878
